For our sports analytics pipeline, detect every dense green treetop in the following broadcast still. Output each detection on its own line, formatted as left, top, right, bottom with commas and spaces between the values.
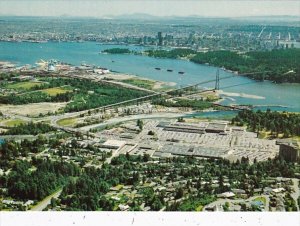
144, 48, 300, 83
2, 122, 56, 135
0, 78, 148, 112
145, 48, 196, 59
191, 49, 300, 83
102, 48, 131, 54
232, 109, 300, 137
5, 159, 80, 200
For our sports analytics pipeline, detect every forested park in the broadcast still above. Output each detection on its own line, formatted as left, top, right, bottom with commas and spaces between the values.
143, 48, 300, 83
232, 109, 300, 137
0, 78, 149, 112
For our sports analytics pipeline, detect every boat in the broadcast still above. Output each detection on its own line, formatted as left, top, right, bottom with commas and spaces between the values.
178, 71, 185, 74
167, 69, 173, 72
155, 67, 161, 70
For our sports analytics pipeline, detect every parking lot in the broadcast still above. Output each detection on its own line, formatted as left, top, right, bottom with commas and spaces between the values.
96, 119, 280, 162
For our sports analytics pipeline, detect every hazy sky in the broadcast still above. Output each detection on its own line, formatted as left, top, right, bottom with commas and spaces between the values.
0, 0, 299, 18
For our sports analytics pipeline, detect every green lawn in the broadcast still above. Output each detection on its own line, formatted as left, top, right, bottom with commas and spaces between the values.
195, 205, 204, 211
4, 119, 25, 127
113, 184, 124, 191
6, 81, 45, 90
41, 87, 71, 96
121, 78, 155, 90
57, 117, 77, 127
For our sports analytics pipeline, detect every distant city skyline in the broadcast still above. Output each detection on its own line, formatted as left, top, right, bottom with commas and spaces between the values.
0, 0, 299, 18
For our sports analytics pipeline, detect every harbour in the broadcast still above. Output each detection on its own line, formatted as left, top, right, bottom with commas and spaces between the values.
0, 41, 300, 112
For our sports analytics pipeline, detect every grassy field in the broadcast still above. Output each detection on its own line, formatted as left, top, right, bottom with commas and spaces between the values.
0, 102, 67, 117
258, 130, 269, 139
200, 92, 220, 102
41, 120, 51, 124
2, 77, 149, 112
121, 78, 155, 90
4, 118, 25, 127
57, 117, 77, 127
292, 136, 300, 142
114, 184, 124, 190
41, 87, 71, 96
195, 205, 204, 211
6, 81, 45, 90
258, 130, 287, 139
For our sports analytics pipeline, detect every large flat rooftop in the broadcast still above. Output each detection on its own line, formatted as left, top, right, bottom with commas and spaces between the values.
161, 121, 227, 134
97, 119, 280, 162
101, 139, 126, 149
159, 144, 229, 158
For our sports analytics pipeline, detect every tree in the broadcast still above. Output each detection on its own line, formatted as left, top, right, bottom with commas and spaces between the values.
137, 119, 143, 130
50, 197, 57, 208
71, 139, 78, 148
218, 174, 226, 193
178, 117, 185, 122
175, 187, 184, 199
283, 128, 291, 138
151, 196, 163, 211
148, 130, 155, 135
241, 203, 247, 211
132, 172, 140, 185
143, 154, 150, 162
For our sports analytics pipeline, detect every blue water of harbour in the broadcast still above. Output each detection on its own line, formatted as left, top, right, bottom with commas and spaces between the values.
0, 41, 299, 112
187, 110, 238, 119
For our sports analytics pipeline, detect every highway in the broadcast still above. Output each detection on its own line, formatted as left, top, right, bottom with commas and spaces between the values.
47, 74, 237, 130
43, 77, 247, 133
3, 70, 269, 134
80, 112, 196, 131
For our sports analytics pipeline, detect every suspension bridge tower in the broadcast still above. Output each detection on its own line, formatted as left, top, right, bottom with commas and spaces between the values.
215, 69, 220, 90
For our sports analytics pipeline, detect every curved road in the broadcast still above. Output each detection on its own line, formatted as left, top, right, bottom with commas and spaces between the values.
204, 195, 270, 211
291, 179, 299, 211
30, 189, 62, 211
79, 112, 195, 131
